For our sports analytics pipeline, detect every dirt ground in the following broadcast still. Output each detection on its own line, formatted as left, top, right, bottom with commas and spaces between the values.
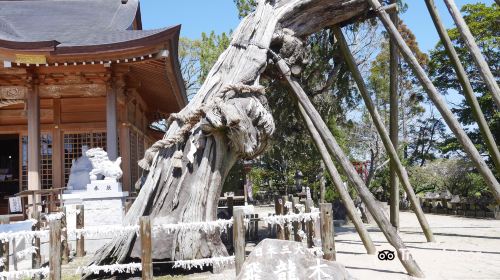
60, 206, 500, 279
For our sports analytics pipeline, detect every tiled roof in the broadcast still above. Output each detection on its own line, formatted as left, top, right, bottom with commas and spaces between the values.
0, 0, 170, 47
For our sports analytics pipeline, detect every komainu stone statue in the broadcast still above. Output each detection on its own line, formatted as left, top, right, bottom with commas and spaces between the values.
85, 148, 123, 181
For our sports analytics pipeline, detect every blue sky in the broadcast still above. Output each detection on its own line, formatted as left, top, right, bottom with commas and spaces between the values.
140, 0, 494, 53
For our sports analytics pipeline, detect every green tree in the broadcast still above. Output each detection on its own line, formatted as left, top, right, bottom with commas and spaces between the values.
428, 3, 499, 161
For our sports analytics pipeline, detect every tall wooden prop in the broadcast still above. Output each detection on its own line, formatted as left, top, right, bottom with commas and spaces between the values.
49, 219, 62, 280
332, 27, 435, 242
277, 58, 425, 277
389, 0, 400, 230
320, 203, 336, 261
233, 207, 245, 276
442, 0, 500, 108
298, 104, 376, 254
424, 0, 500, 174
140, 216, 153, 280
366, 0, 500, 203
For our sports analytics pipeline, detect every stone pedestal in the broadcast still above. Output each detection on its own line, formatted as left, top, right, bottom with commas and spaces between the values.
62, 180, 128, 229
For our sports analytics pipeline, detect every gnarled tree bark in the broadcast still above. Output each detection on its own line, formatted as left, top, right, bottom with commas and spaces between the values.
86, 0, 369, 275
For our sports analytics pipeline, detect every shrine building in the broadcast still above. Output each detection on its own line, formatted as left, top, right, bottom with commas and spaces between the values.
0, 0, 187, 214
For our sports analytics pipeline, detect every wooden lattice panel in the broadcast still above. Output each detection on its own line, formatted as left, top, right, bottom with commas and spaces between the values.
21, 133, 53, 190
63, 132, 106, 185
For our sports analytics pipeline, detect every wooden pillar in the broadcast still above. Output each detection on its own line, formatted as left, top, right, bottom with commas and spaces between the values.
27, 83, 41, 215
49, 219, 62, 280
140, 216, 153, 280
443, 0, 500, 108
333, 26, 436, 242
319, 161, 326, 203
52, 99, 63, 189
119, 124, 131, 192
107, 84, 118, 161
32, 209, 41, 269
61, 207, 69, 264
233, 207, 245, 276
298, 104, 376, 255
320, 203, 335, 261
389, 0, 400, 230
365, 0, 500, 204
276, 58, 425, 277
424, 0, 500, 175
282, 195, 290, 240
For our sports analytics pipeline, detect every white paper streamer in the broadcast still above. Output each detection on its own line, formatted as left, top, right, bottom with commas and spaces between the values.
0, 267, 49, 279
45, 212, 65, 221
70, 225, 139, 239
172, 256, 235, 270
153, 219, 233, 235
16, 246, 38, 260
262, 212, 320, 226
76, 263, 142, 275
0, 230, 49, 243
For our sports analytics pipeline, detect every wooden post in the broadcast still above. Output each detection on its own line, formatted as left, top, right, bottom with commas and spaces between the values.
140, 216, 153, 280
32, 211, 41, 269
49, 219, 62, 280
76, 204, 85, 257
0, 240, 8, 272
389, 0, 400, 230
319, 161, 326, 203
365, 0, 500, 204
305, 199, 314, 248
274, 196, 285, 240
282, 195, 290, 240
320, 203, 335, 261
253, 214, 259, 241
424, 0, 500, 174
333, 27, 435, 242
443, 0, 500, 108
227, 196, 234, 246
233, 207, 245, 276
107, 82, 119, 160
27, 83, 41, 215
297, 104, 376, 254
292, 197, 301, 242
276, 58, 424, 277
61, 207, 69, 264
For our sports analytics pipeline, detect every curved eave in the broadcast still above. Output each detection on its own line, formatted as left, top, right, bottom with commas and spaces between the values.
0, 25, 181, 58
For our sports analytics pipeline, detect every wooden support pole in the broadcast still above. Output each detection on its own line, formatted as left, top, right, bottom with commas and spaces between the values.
61, 207, 69, 265
274, 196, 285, 240
333, 27, 435, 242
276, 58, 425, 277
389, 0, 400, 230
424, 0, 500, 175
297, 103, 376, 254
282, 195, 291, 240
292, 197, 301, 242
319, 161, 326, 203
140, 216, 153, 280
233, 207, 245, 276
76, 204, 85, 257
365, 0, 500, 204
32, 211, 41, 269
320, 203, 335, 261
442, 0, 500, 108
49, 219, 62, 280
227, 196, 234, 246
305, 199, 315, 248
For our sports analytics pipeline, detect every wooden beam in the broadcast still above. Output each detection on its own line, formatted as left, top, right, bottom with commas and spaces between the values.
442, 0, 500, 108
276, 57, 425, 277
366, 0, 500, 203
297, 104, 376, 254
424, 0, 500, 175
389, 0, 400, 230
333, 26, 435, 242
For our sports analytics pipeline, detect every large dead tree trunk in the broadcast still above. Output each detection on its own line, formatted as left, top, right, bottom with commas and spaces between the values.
87, 0, 369, 273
